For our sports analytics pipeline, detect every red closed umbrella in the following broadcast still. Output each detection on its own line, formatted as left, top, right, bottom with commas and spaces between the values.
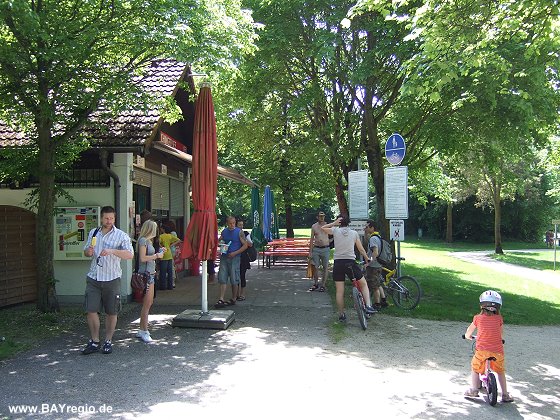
181, 83, 218, 312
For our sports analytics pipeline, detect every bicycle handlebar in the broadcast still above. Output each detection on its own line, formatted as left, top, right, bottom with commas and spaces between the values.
462, 334, 505, 344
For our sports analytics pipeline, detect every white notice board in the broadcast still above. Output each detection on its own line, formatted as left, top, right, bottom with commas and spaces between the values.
54, 207, 100, 260
390, 220, 405, 241
384, 166, 408, 219
349, 170, 369, 220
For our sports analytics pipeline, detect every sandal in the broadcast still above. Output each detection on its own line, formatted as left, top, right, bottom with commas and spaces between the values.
501, 392, 514, 403
308, 284, 319, 292
464, 388, 479, 398
215, 299, 227, 308
318, 286, 325, 292
227, 299, 236, 306
236, 296, 246, 301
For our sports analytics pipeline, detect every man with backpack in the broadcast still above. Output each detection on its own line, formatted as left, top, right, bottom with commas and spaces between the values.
364, 220, 389, 310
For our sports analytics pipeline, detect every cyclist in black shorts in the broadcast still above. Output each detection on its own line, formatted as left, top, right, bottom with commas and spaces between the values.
321, 215, 376, 322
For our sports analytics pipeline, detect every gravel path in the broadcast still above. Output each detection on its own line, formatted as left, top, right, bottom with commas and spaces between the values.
0, 258, 558, 419
452, 249, 560, 290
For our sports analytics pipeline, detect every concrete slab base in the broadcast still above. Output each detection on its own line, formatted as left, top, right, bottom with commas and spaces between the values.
171, 309, 235, 330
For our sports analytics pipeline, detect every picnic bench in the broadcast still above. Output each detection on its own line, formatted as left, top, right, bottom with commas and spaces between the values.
260, 238, 311, 268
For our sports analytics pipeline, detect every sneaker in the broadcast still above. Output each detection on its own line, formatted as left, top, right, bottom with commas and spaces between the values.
501, 392, 514, 403
81, 339, 100, 355
101, 340, 113, 354
464, 388, 479, 398
373, 303, 383, 311
338, 313, 347, 323
137, 330, 153, 343
364, 305, 378, 314
379, 300, 389, 308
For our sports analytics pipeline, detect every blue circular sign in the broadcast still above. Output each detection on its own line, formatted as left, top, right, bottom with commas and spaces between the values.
385, 133, 406, 166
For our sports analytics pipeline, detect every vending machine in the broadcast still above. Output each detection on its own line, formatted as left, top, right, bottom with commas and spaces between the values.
54, 207, 101, 260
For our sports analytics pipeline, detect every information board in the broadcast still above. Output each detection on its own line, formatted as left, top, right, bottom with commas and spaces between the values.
384, 166, 408, 219
54, 207, 100, 260
348, 170, 369, 220
348, 220, 367, 234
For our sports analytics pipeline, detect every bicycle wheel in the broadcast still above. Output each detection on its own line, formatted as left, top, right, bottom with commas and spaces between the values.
391, 275, 421, 310
486, 372, 498, 406
352, 287, 368, 330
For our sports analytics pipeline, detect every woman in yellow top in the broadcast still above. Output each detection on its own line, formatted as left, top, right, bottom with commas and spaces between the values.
159, 225, 181, 290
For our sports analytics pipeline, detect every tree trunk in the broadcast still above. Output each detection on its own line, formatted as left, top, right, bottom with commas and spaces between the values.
281, 184, 294, 239
493, 181, 503, 254
361, 107, 389, 238
36, 124, 60, 312
446, 201, 453, 243
334, 177, 348, 216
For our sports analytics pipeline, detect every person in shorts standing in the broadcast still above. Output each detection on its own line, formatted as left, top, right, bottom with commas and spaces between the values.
81, 206, 134, 355
364, 220, 388, 310
136, 220, 165, 343
215, 216, 248, 307
308, 211, 330, 292
321, 215, 376, 322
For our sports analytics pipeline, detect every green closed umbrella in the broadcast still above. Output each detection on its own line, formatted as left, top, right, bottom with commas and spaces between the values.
250, 187, 266, 249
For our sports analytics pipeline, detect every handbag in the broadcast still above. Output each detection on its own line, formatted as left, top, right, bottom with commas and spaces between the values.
247, 245, 257, 262
131, 243, 149, 291
131, 271, 149, 291
306, 261, 315, 279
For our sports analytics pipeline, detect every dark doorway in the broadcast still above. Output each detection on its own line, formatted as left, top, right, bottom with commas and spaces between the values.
134, 184, 151, 215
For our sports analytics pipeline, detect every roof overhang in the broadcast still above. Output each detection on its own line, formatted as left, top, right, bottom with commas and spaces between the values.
153, 142, 257, 187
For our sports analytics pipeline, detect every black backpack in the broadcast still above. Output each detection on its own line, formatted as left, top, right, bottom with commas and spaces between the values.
243, 230, 257, 262
373, 234, 393, 267
246, 245, 257, 262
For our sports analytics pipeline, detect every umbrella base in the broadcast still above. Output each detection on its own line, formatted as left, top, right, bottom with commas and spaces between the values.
171, 309, 235, 330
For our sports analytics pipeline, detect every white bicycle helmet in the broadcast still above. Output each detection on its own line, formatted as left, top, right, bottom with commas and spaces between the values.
479, 290, 502, 311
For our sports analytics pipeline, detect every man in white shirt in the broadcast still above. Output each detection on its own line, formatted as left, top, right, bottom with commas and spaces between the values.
82, 206, 134, 355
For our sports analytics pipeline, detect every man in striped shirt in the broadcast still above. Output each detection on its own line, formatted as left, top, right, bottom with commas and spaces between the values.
81, 206, 134, 355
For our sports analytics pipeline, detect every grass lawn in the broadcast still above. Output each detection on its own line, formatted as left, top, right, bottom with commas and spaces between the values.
280, 233, 559, 326
368, 240, 560, 326
279, 228, 311, 238
491, 248, 560, 272
0, 305, 84, 360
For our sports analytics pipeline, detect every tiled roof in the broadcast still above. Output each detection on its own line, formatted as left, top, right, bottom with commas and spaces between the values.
0, 121, 25, 147
86, 59, 188, 147
1, 59, 189, 148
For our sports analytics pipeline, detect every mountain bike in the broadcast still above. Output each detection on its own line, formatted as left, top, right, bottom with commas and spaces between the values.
462, 334, 504, 406
347, 261, 371, 330
380, 257, 421, 310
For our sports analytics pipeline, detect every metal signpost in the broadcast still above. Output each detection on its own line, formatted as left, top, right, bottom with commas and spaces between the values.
384, 133, 408, 272
390, 219, 405, 276
553, 219, 560, 270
